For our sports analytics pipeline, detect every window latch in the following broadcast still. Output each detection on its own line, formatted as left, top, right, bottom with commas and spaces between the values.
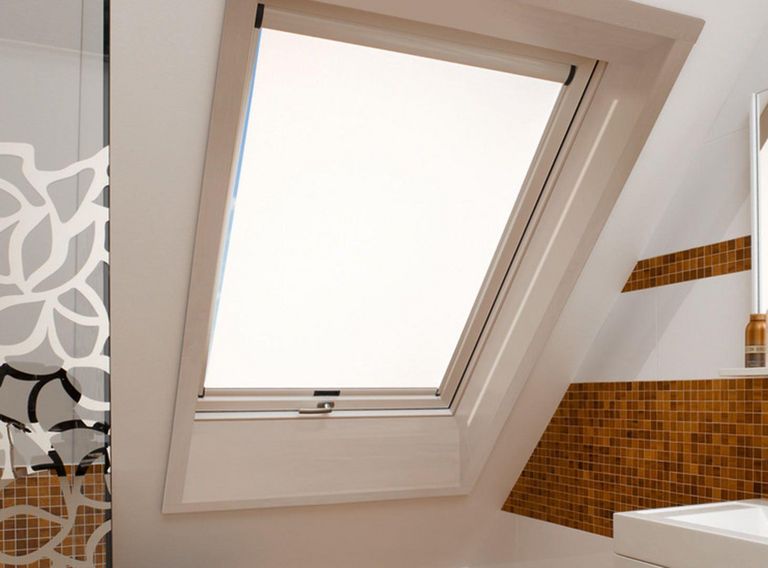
298, 401, 335, 415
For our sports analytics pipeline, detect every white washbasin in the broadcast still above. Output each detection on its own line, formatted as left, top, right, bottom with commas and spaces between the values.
668, 503, 768, 539
614, 500, 768, 568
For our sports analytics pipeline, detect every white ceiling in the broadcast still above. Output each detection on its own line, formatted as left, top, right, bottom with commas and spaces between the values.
598, 0, 768, 260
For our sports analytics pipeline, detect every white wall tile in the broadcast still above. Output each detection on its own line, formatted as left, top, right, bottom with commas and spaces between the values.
577, 271, 750, 382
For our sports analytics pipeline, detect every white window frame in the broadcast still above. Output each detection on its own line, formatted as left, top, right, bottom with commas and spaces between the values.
180, 0, 597, 416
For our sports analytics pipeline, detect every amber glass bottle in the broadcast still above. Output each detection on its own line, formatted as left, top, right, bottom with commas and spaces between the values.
745, 314, 767, 368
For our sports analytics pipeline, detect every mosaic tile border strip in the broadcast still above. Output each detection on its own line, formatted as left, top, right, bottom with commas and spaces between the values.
502, 378, 768, 537
622, 236, 750, 292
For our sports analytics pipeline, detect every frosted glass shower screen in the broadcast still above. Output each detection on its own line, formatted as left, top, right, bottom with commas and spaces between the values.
204, 28, 562, 390
0, 1, 111, 567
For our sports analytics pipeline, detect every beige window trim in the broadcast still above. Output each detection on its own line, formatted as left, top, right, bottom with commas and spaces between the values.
155, 0, 703, 513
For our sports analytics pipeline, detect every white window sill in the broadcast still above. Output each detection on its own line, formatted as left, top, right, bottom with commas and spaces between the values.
164, 413, 463, 512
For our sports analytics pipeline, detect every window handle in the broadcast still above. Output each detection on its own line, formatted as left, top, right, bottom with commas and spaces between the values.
298, 401, 335, 415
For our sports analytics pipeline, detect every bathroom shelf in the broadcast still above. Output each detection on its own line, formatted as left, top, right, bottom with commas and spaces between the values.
719, 367, 768, 377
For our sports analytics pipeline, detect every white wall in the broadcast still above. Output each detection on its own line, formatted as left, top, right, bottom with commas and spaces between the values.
469, 515, 613, 568
577, 271, 750, 381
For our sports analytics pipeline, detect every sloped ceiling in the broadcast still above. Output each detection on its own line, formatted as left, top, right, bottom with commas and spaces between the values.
109, 1, 768, 567
577, 12, 768, 383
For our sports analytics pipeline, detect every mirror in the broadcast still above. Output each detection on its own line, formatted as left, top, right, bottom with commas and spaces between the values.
750, 90, 768, 313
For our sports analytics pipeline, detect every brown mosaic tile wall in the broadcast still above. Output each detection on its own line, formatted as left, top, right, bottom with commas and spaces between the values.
0, 465, 108, 567
622, 236, 750, 292
503, 379, 768, 537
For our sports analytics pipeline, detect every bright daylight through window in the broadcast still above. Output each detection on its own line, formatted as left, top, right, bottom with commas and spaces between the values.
202, 20, 564, 404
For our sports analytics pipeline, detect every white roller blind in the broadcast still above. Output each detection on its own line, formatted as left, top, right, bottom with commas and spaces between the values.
204, 28, 561, 389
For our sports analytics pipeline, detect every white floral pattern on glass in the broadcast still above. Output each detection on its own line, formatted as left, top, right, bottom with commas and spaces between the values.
0, 143, 109, 403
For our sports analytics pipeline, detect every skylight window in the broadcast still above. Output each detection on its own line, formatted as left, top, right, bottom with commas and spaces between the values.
204, 27, 561, 392
180, 4, 593, 414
